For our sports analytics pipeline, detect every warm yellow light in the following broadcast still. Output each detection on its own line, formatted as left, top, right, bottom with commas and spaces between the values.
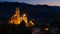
29, 20, 35, 26
45, 27, 48, 31
8, 7, 35, 27
9, 7, 21, 25
23, 13, 26, 17
14, 15, 16, 16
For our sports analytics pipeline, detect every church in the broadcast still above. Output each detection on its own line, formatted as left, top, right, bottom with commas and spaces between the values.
8, 7, 34, 27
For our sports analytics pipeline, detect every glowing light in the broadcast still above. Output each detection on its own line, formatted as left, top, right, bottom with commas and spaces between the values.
14, 15, 16, 16
45, 27, 48, 31
23, 13, 26, 17
29, 20, 35, 26
8, 7, 35, 27
9, 7, 20, 25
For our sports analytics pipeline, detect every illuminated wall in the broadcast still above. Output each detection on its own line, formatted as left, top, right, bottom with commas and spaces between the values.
9, 7, 34, 27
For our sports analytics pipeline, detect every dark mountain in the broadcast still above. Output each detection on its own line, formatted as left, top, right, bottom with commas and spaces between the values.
0, 2, 60, 22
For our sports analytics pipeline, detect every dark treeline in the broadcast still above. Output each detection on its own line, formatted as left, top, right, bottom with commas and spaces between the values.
0, 21, 32, 34
0, 20, 60, 34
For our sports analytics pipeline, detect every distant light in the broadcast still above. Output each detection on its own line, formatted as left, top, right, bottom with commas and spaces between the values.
23, 13, 26, 17
14, 15, 16, 16
45, 27, 48, 31
29, 20, 35, 26
8, 7, 35, 27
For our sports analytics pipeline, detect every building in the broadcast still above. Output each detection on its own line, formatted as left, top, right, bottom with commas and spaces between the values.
8, 7, 34, 27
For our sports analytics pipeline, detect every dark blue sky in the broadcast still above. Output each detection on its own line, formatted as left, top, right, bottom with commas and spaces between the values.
0, 0, 60, 6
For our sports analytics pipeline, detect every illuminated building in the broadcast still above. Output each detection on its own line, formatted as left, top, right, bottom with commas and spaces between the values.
9, 7, 21, 24
8, 7, 34, 27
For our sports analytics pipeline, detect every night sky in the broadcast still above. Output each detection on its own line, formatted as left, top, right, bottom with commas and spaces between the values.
0, 0, 60, 6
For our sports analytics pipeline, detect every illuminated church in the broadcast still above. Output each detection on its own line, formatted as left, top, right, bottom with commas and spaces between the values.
8, 7, 34, 27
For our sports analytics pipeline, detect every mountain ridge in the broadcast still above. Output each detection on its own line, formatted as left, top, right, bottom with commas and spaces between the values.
0, 2, 60, 22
